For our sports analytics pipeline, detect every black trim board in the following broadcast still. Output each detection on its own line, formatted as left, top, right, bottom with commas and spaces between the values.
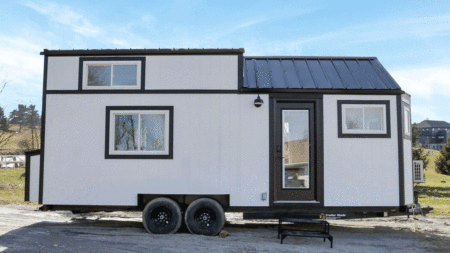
397, 95, 405, 206
41, 48, 245, 56
24, 154, 30, 202
78, 57, 146, 91
238, 54, 244, 92
337, 100, 391, 138
46, 89, 239, 94
39, 56, 48, 204
241, 88, 404, 95
105, 106, 174, 159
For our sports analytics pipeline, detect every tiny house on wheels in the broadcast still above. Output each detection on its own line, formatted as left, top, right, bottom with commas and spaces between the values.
25, 48, 413, 235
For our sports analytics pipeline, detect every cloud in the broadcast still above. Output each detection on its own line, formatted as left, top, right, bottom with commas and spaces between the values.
23, 1, 103, 38
390, 66, 450, 98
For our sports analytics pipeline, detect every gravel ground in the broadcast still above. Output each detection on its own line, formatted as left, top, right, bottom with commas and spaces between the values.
0, 205, 449, 252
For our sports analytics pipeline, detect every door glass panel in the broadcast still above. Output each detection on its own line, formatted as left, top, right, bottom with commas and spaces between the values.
283, 110, 309, 189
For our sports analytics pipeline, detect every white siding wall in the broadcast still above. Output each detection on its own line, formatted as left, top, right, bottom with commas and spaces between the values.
46, 57, 79, 90
46, 55, 238, 90
29, 155, 40, 202
323, 95, 399, 206
43, 94, 269, 206
146, 56, 238, 90
403, 139, 414, 204
402, 93, 414, 205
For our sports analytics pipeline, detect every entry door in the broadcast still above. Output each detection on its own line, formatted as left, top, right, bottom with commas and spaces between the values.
274, 102, 316, 202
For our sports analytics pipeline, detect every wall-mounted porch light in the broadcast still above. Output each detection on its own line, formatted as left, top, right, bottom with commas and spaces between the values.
254, 95, 264, 108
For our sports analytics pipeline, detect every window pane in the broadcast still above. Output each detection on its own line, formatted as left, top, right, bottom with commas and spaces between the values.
345, 108, 363, 129
283, 110, 309, 189
113, 65, 137, 86
88, 65, 111, 86
404, 109, 410, 135
114, 114, 138, 151
140, 114, 165, 151
364, 108, 383, 130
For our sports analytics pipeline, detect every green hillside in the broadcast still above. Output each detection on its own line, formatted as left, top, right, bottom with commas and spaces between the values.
415, 149, 450, 216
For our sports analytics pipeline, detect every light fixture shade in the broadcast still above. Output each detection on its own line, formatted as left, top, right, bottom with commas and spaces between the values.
254, 95, 264, 107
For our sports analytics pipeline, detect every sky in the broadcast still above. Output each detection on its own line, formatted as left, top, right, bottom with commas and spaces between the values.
0, 0, 449, 123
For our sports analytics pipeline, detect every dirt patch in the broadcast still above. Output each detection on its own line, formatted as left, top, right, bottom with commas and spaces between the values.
0, 183, 21, 190
0, 205, 449, 252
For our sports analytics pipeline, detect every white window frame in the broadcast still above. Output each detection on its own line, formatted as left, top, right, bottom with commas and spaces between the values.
404, 107, 411, 136
109, 110, 170, 155
341, 104, 387, 134
83, 60, 141, 90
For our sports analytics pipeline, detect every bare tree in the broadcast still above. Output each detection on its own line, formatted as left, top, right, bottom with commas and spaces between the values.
0, 67, 14, 149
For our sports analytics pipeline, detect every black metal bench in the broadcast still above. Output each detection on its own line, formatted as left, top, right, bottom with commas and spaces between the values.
278, 218, 333, 248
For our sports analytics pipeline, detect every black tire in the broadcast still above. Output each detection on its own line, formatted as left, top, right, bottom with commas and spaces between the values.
142, 197, 182, 234
185, 198, 225, 236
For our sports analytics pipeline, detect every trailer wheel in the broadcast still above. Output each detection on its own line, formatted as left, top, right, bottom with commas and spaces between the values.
142, 197, 182, 234
185, 198, 225, 236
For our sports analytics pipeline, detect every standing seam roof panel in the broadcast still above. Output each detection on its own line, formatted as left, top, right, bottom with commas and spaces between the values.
358, 60, 388, 89
244, 59, 257, 88
293, 61, 316, 88
267, 60, 287, 88
332, 60, 359, 89
370, 59, 400, 89
280, 60, 302, 88
345, 60, 373, 89
243, 57, 402, 90
255, 60, 272, 88
307, 60, 333, 89
319, 60, 346, 89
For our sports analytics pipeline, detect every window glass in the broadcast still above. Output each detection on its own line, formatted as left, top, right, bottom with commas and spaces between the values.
404, 108, 411, 135
114, 114, 138, 151
283, 110, 309, 189
345, 108, 363, 129
88, 65, 111, 86
83, 59, 141, 89
365, 108, 383, 130
340, 101, 389, 137
113, 65, 137, 86
140, 114, 166, 151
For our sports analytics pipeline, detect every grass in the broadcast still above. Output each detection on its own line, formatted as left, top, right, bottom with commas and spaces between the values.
414, 149, 450, 216
0, 167, 37, 205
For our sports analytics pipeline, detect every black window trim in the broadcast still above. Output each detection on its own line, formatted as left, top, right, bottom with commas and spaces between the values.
105, 106, 174, 159
337, 100, 391, 138
79, 57, 146, 91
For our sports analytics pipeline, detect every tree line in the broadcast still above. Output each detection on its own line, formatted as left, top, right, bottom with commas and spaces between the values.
0, 104, 41, 151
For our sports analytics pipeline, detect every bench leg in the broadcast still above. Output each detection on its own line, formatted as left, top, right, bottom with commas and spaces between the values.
280, 234, 285, 244
329, 237, 333, 248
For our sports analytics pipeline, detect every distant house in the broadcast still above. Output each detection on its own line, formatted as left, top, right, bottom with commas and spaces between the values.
416, 120, 450, 150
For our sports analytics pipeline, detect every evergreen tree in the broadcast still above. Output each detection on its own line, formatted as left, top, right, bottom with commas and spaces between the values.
25, 105, 40, 149
435, 137, 450, 175
412, 123, 429, 169
9, 104, 28, 131
0, 107, 9, 131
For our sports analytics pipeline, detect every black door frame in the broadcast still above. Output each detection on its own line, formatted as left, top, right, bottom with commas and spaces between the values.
269, 93, 324, 208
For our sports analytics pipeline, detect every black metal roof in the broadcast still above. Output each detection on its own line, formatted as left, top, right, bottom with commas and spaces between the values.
416, 120, 450, 129
40, 48, 245, 56
243, 57, 401, 90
